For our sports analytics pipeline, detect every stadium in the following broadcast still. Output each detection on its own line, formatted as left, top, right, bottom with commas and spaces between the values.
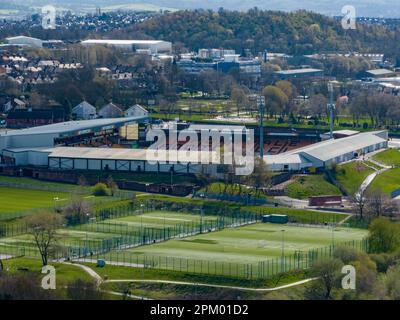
0, 116, 390, 175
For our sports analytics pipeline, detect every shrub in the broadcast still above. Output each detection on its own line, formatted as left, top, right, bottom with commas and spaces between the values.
92, 183, 110, 197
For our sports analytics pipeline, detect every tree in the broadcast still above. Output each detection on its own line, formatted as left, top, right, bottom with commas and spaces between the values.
66, 279, 104, 300
244, 157, 272, 197
63, 195, 92, 225
231, 86, 248, 116
385, 263, 400, 300
92, 183, 110, 197
262, 85, 288, 118
106, 176, 119, 197
0, 273, 56, 300
350, 189, 367, 219
24, 212, 64, 266
308, 258, 343, 299
368, 218, 400, 253
308, 94, 327, 119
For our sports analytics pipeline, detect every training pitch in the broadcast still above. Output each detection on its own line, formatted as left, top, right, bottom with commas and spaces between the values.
117, 223, 367, 263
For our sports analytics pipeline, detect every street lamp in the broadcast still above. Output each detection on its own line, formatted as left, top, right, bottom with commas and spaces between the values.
281, 229, 285, 272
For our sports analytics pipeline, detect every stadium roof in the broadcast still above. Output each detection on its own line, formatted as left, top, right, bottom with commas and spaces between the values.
47, 147, 219, 163
264, 131, 387, 163
300, 132, 386, 161
0, 116, 148, 137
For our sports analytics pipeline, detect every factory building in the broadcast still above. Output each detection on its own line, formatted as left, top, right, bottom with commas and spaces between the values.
80, 39, 172, 54
5, 36, 43, 48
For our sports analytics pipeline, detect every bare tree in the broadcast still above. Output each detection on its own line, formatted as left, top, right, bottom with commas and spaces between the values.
106, 176, 119, 197
24, 212, 64, 266
245, 157, 272, 197
63, 194, 92, 225
351, 189, 367, 219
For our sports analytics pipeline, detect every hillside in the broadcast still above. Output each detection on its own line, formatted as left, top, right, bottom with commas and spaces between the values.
117, 9, 398, 56
9, 0, 400, 17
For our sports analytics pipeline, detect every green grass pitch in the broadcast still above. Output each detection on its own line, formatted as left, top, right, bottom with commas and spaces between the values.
0, 187, 69, 214
116, 223, 367, 263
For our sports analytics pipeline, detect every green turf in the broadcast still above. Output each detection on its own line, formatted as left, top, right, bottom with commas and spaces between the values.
2, 257, 93, 285
373, 149, 400, 166
105, 211, 218, 228
0, 211, 224, 253
286, 175, 341, 199
109, 223, 367, 264
0, 187, 69, 214
137, 194, 348, 224
368, 168, 400, 195
335, 161, 374, 194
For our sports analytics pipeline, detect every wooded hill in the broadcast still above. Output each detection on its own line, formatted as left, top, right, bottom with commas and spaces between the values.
113, 9, 400, 58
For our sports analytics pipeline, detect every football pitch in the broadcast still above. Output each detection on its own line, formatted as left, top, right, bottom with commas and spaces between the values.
0, 187, 69, 214
114, 223, 367, 263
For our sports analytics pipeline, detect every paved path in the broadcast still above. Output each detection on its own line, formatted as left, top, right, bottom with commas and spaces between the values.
64, 262, 318, 293
357, 157, 390, 195
102, 290, 153, 300
62, 261, 103, 286
103, 277, 319, 292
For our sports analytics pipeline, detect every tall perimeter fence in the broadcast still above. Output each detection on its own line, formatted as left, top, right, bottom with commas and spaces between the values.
0, 198, 369, 280
1, 239, 369, 280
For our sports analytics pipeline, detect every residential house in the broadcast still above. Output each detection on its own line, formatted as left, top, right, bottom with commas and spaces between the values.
99, 102, 123, 118
71, 101, 97, 120
124, 104, 149, 118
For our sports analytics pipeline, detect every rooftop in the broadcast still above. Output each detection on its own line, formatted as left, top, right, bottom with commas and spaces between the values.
81, 39, 170, 45
187, 124, 247, 132
0, 116, 148, 137
48, 147, 219, 163
366, 69, 395, 76
275, 68, 323, 75
264, 131, 387, 163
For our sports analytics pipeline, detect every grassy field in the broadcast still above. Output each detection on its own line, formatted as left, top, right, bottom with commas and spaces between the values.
109, 223, 367, 264
368, 168, 400, 195
102, 211, 218, 229
198, 182, 268, 199
373, 149, 400, 166
2, 257, 93, 285
0, 210, 226, 254
138, 194, 349, 224
335, 161, 374, 194
0, 187, 69, 214
286, 175, 341, 199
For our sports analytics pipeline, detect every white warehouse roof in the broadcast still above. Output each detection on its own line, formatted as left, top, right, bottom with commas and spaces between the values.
0, 116, 148, 137
264, 131, 388, 170
81, 39, 169, 45
298, 131, 387, 162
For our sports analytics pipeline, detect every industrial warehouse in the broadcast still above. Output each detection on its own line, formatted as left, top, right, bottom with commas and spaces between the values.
80, 39, 173, 54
